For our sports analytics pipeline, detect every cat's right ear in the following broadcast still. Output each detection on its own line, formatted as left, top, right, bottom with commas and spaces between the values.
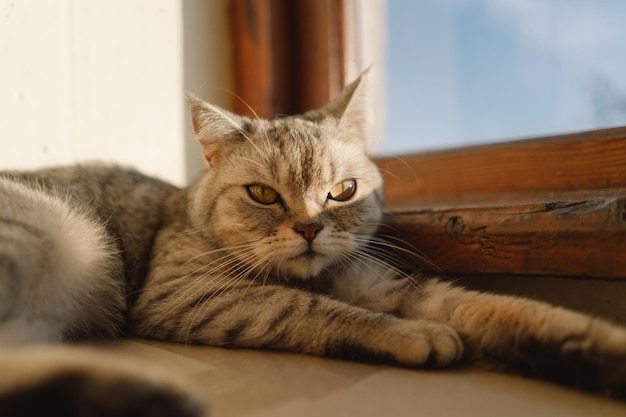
187, 94, 245, 166
301, 69, 370, 147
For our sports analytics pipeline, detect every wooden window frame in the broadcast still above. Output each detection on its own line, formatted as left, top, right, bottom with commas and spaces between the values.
376, 129, 626, 280
228, 0, 626, 281
228, 0, 347, 118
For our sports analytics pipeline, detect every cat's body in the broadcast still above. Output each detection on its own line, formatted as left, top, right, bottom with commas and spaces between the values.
1, 74, 626, 416
0, 165, 177, 344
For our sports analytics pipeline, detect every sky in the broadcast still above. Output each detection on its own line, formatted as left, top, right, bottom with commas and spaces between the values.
382, 0, 626, 155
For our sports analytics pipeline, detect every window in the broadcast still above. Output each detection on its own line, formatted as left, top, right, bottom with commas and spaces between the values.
384, 0, 626, 155
228, 0, 626, 281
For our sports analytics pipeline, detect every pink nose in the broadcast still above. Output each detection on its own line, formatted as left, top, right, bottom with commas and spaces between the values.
293, 223, 324, 242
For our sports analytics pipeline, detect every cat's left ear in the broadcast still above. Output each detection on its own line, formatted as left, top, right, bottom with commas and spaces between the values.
187, 94, 248, 166
303, 68, 370, 141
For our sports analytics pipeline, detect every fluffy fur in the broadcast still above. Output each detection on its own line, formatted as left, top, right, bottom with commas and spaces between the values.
1, 73, 626, 416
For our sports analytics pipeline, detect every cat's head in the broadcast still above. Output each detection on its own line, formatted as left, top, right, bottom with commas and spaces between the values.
187, 73, 383, 280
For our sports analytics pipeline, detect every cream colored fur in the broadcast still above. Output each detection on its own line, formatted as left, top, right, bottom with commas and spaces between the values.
0, 178, 123, 344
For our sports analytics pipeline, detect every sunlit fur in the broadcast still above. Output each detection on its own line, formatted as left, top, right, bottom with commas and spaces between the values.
0, 178, 124, 344
189, 116, 383, 280
2, 71, 626, 416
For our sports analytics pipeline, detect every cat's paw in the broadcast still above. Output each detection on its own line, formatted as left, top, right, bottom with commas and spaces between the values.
516, 315, 626, 398
567, 320, 626, 397
385, 319, 464, 368
325, 318, 463, 368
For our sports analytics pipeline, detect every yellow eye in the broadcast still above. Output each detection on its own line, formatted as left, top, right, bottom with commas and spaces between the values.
246, 184, 280, 204
328, 179, 357, 202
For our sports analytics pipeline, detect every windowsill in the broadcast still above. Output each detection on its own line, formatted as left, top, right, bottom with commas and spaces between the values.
375, 126, 626, 280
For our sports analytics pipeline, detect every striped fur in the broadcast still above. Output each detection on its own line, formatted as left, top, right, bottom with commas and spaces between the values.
1, 73, 626, 416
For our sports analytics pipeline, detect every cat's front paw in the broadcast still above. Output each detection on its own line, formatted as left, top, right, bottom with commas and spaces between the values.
324, 318, 463, 368
389, 320, 464, 368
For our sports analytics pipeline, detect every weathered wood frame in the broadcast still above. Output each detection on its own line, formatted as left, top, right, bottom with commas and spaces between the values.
376, 127, 626, 280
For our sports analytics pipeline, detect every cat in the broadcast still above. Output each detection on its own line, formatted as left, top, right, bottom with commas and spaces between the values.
1, 72, 626, 416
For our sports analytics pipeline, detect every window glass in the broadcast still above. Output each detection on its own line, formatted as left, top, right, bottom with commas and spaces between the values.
383, 0, 626, 154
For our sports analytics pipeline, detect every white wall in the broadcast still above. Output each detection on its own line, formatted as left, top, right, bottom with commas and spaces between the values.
0, 0, 231, 186
0, 0, 388, 184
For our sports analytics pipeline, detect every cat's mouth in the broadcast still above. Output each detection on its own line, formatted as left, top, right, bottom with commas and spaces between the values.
290, 248, 318, 261
282, 247, 330, 278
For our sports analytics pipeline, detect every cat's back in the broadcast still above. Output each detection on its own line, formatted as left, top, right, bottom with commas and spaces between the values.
0, 164, 185, 291
2, 163, 178, 206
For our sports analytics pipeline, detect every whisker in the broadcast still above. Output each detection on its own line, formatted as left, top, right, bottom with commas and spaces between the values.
352, 228, 444, 274
180, 273, 249, 343
205, 102, 271, 163
347, 247, 424, 292
389, 154, 419, 182
138, 242, 263, 337
182, 239, 261, 266
372, 234, 443, 273
221, 88, 263, 122
179, 247, 279, 343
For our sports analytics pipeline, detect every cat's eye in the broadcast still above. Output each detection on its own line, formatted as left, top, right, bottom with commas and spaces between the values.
246, 184, 280, 205
328, 179, 357, 202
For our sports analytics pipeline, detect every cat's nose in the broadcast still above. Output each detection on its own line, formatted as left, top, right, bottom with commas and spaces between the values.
293, 222, 324, 242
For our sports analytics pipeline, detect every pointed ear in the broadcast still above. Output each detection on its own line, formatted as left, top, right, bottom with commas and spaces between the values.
336, 70, 369, 134
187, 93, 247, 166
302, 69, 370, 141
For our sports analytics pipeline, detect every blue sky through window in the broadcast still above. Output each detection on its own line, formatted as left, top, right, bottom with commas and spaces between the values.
382, 0, 626, 154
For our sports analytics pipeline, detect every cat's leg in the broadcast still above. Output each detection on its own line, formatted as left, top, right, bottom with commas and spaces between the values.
132, 278, 463, 368
0, 346, 203, 417
333, 266, 626, 396
0, 178, 126, 343
417, 278, 626, 395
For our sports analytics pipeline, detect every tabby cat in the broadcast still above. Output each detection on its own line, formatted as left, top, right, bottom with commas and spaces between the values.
1, 73, 626, 416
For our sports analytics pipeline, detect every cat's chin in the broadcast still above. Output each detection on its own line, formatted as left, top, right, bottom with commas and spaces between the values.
280, 253, 330, 280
